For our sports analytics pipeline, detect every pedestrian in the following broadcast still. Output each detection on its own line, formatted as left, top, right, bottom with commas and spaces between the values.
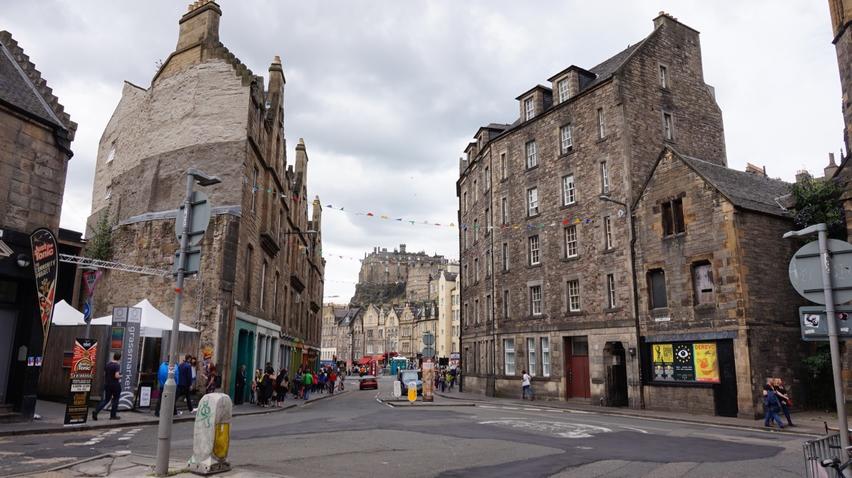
438, 371, 446, 392
521, 369, 533, 400
329, 370, 337, 395
319, 370, 328, 394
234, 364, 247, 405
449, 368, 457, 391
303, 369, 313, 400
294, 369, 303, 399
275, 369, 289, 406
763, 381, 785, 429
773, 378, 795, 427
262, 365, 275, 407
206, 363, 220, 394
178, 354, 196, 413
190, 356, 198, 393
155, 360, 179, 417
250, 369, 260, 404
93, 352, 122, 421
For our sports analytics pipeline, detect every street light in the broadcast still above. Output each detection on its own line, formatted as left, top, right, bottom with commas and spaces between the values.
155, 169, 220, 476
598, 194, 644, 410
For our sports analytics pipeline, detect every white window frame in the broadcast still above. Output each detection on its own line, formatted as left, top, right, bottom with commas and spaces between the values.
524, 97, 535, 121
541, 337, 551, 377
659, 64, 669, 89
567, 279, 581, 312
663, 112, 674, 141
500, 152, 507, 179
557, 79, 570, 103
560, 125, 573, 153
525, 141, 538, 169
527, 187, 539, 216
597, 108, 606, 139
527, 337, 537, 376
562, 174, 576, 206
607, 273, 616, 309
601, 161, 610, 194
604, 216, 613, 250
530, 285, 543, 316
504, 339, 516, 375
564, 225, 578, 258
528, 235, 540, 266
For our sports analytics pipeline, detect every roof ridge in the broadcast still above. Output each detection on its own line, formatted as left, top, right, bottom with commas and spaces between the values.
680, 153, 791, 186
0, 30, 76, 139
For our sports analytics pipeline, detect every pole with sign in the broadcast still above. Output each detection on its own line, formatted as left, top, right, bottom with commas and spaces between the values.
784, 224, 851, 453
82, 270, 102, 339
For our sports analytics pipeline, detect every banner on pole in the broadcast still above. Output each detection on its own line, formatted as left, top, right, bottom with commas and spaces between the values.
115, 307, 142, 410
64, 338, 98, 425
30, 228, 58, 355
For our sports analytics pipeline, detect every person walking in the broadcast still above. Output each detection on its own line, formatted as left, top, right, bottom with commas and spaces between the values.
155, 360, 179, 417
521, 370, 533, 400
449, 368, 457, 391
275, 369, 289, 406
328, 370, 337, 395
763, 384, 785, 429
178, 354, 195, 413
303, 369, 313, 400
234, 364, 247, 405
206, 364, 220, 394
773, 378, 795, 427
93, 352, 122, 421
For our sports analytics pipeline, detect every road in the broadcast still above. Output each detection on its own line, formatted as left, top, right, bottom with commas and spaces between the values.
2, 376, 813, 477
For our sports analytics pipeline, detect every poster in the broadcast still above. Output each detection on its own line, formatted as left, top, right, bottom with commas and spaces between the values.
422, 358, 434, 402
63, 338, 98, 425
650, 342, 720, 384
117, 307, 142, 410
30, 228, 58, 354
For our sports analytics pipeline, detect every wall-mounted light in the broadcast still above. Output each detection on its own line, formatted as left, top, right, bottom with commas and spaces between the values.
16, 253, 30, 268
628, 347, 636, 357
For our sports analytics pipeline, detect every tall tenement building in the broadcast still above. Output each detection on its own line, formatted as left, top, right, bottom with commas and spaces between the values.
85, 0, 324, 400
457, 13, 727, 405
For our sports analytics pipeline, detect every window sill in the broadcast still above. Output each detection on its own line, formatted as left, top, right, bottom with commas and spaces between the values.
560, 202, 578, 210
561, 256, 580, 263
527, 263, 542, 270
559, 148, 575, 158
596, 137, 608, 144
527, 213, 541, 220
565, 310, 584, 317
662, 232, 686, 240
603, 306, 624, 313
501, 269, 511, 274
526, 164, 539, 173
664, 138, 676, 145
601, 247, 616, 255
693, 303, 715, 311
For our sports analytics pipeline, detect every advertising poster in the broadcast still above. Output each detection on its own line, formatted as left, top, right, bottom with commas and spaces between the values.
30, 228, 58, 354
117, 307, 142, 410
672, 343, 695, 381
693, 343, 720, 383
63, 338, 98, 425
651, 343, 674, 381
422, 358, 434, 402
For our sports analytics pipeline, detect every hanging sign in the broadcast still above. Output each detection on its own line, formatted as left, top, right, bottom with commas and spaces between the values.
30, 228, 58, 354
82, 270, 102, 324
63, 338, 98, 425
114, 306, 142, 410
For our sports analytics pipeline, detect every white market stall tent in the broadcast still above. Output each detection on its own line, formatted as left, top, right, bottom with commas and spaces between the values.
51, 300, 84, 326
89, 299, 199, 337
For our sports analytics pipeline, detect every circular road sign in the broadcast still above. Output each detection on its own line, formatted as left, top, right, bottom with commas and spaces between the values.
422, 332, 435, 346
788, 239, 852, 305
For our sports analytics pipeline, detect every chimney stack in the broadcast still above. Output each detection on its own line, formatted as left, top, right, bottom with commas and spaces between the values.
825, 152, 839, 179
176, 0, 222, 51
795, 169, 813, 183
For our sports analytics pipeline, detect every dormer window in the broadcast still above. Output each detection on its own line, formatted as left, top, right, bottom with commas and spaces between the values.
524, 97, 535, 121
557, 79, 570, 103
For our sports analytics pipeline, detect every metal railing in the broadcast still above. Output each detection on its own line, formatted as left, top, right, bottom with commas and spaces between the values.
803, 433, 844, 477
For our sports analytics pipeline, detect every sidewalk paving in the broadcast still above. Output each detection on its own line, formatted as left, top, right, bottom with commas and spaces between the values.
433, 388, 836, 437
0, 390, 347, 438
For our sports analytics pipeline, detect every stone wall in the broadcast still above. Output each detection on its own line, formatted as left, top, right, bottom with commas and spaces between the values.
0, 108, 68, 233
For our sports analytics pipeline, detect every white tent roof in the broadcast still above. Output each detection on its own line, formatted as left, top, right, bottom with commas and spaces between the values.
51, 300, 84, 326
91, 299, 199, 337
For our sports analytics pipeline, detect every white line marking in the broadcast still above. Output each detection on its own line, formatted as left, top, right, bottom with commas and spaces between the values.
118, 437, 131, 441
619, 425, 649, 434
501, 406, 519, 410
524, 408, 543, 411
479, 405, 498, 409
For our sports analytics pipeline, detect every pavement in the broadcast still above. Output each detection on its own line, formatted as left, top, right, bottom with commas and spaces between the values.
0, 376, 834, 477
431, 387, 837, 436
0, 388, 346, 438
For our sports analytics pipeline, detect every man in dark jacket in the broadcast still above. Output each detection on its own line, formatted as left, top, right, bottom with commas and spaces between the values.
93, 352, 122, 420
234, 364, 247, 405
178, 354, 195, 413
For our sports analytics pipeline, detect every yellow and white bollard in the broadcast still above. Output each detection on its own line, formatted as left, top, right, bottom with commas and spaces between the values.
407, 382, 417, 403
188, 393, 232, 475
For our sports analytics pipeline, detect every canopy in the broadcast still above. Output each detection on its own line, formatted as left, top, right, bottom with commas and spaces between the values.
91, 299, 199, 337
51, 300, 84, 326
357, 356, 373, 365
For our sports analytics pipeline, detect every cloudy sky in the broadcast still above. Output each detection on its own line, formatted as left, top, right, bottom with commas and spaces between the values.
3, 0, 844, 302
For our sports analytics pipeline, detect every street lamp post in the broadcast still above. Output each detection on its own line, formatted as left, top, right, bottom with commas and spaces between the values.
155, 169, 220, 476
599, 194, 644, 410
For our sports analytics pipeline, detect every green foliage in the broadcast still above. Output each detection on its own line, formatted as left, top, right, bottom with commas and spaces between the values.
790, 178, 845, 239
802, 344, 835, 409
86, 212, 113, 261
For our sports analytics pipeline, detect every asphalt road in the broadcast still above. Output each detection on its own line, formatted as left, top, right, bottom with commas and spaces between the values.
2, 377, 815, 477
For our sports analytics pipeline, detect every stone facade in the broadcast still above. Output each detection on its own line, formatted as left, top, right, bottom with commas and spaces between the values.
829, 0, 852, 153
352, 244, 449, 303
633, 148, 804, 418
457, 13, 726, 406
0, 30, 76, 419
85, 1, 324, 396
436, 270, 459, 359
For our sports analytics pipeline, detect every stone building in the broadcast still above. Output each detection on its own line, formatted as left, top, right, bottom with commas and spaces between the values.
0, 30, 76, 420
457, 13, 726, 404
436, 269, 459, 359
84, 1, 324, 398
634, 147, 803, 417
352, 244, 448, 304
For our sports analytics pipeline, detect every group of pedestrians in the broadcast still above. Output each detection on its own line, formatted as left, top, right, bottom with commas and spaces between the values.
763, 377, 794, 428
435, 367, 459, 392
235, 364, 343, 406
155, 354, 220, 418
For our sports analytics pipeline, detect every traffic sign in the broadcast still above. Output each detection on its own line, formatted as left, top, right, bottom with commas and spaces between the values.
422, 346, 435, 357
83, 301, 91, 323
788, 239, 852, 305
175, 191, 212, 247
173, 247, 201, 276
422, 332, 435, 346
800, 306, 852, 341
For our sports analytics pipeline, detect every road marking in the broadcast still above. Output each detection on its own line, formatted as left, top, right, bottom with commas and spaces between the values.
479, 419, 612, 438
523, 407, 543, 411
501, 406, 519, 410
575, 446, 594, 450
619, 425, 649, 434
479, 405, 498, 409
118, 437, 132, 441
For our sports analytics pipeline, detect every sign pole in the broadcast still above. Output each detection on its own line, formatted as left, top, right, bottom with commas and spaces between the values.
155, 173, 193, 476
817, 226, 850, 450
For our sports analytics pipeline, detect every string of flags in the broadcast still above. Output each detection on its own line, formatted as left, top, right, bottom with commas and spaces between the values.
324, 204, 456, 230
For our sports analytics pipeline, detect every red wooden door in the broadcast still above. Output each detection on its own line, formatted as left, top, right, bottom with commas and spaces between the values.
565, 337, 590, 399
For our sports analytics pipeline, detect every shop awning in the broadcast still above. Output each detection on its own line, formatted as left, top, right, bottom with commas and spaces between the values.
373, 354, 386, 361
357, 356, 372, 365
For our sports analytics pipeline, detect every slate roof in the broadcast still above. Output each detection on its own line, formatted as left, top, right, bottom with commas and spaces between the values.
584, 41, 647, 91
443, 272, 458, 282
677, 152, 791, 217
0, 31, 75, 138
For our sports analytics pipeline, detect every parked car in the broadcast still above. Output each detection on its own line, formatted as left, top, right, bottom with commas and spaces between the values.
359, 375, 378, 390
398, 369, 422, 396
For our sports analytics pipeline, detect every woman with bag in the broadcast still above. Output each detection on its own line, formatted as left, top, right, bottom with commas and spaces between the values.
773, 378, 795, 427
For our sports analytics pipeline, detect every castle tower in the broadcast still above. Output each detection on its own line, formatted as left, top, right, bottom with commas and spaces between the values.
829, 0, 852, 152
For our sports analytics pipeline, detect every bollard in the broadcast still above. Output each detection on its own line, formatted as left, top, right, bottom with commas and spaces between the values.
188, 393, 232, 475
407, 382, 417, 403
393, 380, 402, 399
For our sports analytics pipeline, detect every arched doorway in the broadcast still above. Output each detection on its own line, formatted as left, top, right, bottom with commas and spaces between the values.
604, 341, 628, 407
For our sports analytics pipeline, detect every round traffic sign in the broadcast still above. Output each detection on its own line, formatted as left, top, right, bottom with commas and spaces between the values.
422, 333, 435, 346
788, 239, 852, 305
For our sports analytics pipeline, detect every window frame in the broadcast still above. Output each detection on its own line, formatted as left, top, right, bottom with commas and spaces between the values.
562, 174, 576, 206
501, 197, 509, 225
647, 269, 668, 309
504, 339, 516, 375
600, 161, 610, 194
503, 289, 510, 319
567, 279, 581, 312
597, 107, 606, 139
527, 337, 537, 377
692, 261, 715, 305
557, 79, 570, 103
606, 273, 616, 309
560, 124, 573, 153
524, 97, 535, 121
564, 225, 578, 259
661, 198, 686, 237
527, 187, 539, 217
603, 215, 613, 250
528, 235, 541, 266
501, 242, 509, 272
500, 152, 508, 180
530, 285, 543, 316
663, 111, 674, 141
525, 140, 538, 169
659, 64, 669, 89
541, 337, 551, 377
